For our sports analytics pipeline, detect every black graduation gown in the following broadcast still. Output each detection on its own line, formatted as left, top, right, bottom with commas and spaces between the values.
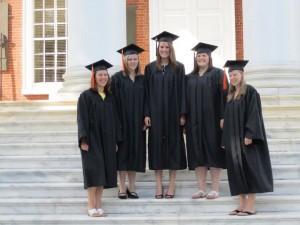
144, 61, 187, 170
111, 71, 146, 172
222, 85, 273, 196
77, 89, 121, 189
185, 67, 227, 170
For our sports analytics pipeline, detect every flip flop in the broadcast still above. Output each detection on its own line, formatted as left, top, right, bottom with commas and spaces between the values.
192, 190, 207, 199
87, 208, 100, 217
228, 209, 242, 215
237, 211, 257, 216
96, 208, 108, 217
206, 190, 219, 199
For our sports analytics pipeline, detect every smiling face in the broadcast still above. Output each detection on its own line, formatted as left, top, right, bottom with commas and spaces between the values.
95, 70, 109, 88
126, 54, 139, 71
229, 70, 243, 87
158, 41, 170, 59
196, 53, 209, 68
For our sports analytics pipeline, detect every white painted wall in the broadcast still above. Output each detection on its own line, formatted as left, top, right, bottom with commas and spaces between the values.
68, 0, 126, 67
243, 0, 300, 65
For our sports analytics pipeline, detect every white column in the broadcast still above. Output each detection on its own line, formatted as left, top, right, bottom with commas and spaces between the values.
52, 0, 126, 100
243, 0, 300, 96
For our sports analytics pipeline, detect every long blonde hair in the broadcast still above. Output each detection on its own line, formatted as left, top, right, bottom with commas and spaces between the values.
227, 71, 247, 102
155, 42, 177, 71
123, 54, 142, 76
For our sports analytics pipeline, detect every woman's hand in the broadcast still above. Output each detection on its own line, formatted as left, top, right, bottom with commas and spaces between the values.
244, 138, 252, 145
220, 119, 224, 129
144, 117, 151, 127
80, 141, 89, 151
180, 115, 186, 126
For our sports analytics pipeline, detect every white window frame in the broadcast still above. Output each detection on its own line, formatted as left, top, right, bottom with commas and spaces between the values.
23, 0, 64, 95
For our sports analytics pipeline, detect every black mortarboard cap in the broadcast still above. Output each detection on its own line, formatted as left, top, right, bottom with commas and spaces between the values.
151, 31, 179, 43
223, 60, 249, 73
85, 59, 113, 72
191, 42, 218, 55
117, 43, 145, 56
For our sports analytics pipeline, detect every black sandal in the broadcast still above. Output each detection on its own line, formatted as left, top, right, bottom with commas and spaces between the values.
118, 190, 127, 199
165, 190, 175, 199
126, 188, 139, 199
155, 186, 164, 199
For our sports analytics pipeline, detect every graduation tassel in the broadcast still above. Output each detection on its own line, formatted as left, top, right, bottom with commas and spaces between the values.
223, 68, 228, 90
121, 49, 125, 72
90, 64, 95, 89
156, 39, 158, 56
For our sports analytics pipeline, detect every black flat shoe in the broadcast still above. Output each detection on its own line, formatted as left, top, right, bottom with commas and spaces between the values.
155, 186, 164, 199
155, 193, 163, 199
118, 190, 127, 199
126, 188, 139, 199
165, 189, 175, 199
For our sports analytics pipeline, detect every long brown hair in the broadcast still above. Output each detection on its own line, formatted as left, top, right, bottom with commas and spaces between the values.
227, 71, 247, 102
155, 42, 177, 71
190, 54, 213, 74
123, 54, 142, 76
91, 70, 111, 95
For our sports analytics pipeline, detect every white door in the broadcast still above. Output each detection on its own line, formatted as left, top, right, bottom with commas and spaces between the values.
150, 0, 236, 72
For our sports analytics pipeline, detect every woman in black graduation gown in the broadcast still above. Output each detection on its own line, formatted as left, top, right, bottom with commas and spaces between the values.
222, 60, 273, 216
185, 42, 228, 200
77, 59, 121, 217
144, 31, 187, 199
111, 44, 146, 199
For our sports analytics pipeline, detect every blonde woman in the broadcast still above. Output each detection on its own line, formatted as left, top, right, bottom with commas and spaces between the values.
144, 31, 187, 199
222, 60, 273, 216
111, 44, 146, 199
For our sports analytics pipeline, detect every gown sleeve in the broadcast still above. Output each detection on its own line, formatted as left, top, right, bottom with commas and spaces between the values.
218, 69, 229, 120
178, 64, 187, 115
144, 64, 151, 117
77, 92, 89, 148
244, 88, 265, 141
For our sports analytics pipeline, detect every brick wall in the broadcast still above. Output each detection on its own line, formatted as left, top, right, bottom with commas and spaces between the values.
126, 0, 149, 73
235, 0, 244, 59
1, 0, 48, 101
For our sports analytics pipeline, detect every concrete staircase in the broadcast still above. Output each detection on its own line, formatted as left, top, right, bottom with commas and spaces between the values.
0, 97, 299, 225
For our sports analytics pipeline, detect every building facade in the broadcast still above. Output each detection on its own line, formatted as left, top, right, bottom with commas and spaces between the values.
1, 0, 299, 101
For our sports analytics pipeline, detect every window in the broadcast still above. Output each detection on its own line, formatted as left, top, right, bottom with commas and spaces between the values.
33, 0, 68, 83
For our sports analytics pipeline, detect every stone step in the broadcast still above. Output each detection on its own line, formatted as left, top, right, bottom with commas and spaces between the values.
0, 109, 76, 122
267, 139, 300, 152
0, 196, 299, 215
261, 95, 300, 105
0, 142, 79, 156
0, 100, 76, 112
0, 139, 299, 157
0, 179, 298, 199
0, 151, 298, 169
0, 165, 298, 183
265, 127, 300, 139
264, 115, 300, 127
254, 87, 300, 95
0, 212, 299, 225
0, 131, 77, 143
262, 105, 300, 116
0, 120, 76, 132
0, 115, 299, 132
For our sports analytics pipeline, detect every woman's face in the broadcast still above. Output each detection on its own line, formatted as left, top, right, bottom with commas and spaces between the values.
229, 70, 243, 87
126, 54, 139, 71
95, 70, 109, 88
158, 41, 170, 59
196, 53, 209, 68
